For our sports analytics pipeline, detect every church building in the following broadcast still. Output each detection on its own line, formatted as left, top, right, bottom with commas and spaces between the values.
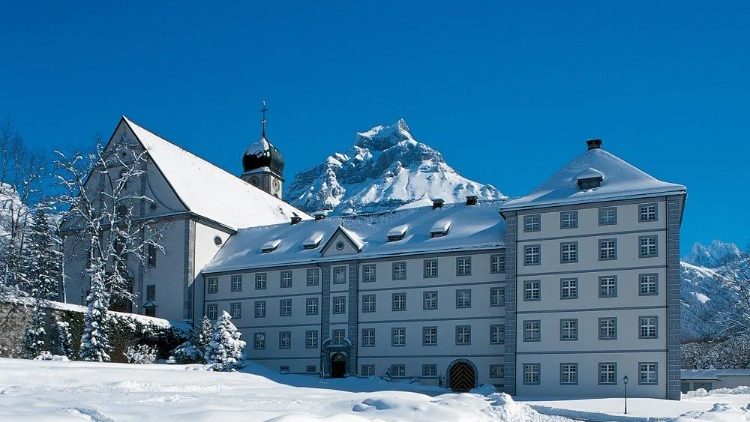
63, 112, 685, 399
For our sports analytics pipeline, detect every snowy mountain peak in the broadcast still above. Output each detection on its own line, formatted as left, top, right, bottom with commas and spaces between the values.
286, 120, 506, 214
684, 240, 745, 268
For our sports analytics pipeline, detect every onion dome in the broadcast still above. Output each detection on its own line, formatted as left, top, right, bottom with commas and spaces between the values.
242, 136, 285, 176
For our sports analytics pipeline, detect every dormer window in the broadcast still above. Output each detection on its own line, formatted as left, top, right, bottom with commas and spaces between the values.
387, 225, 408, 242
261, 239, 281, 253
303, 233, 323, 250
430, 220, 451, 238
576, 167, 604, 190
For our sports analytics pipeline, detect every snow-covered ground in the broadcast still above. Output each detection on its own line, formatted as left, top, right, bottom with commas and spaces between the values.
2, 358, 750, 421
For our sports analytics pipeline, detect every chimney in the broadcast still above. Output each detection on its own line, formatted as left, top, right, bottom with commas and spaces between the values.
586, 139, 602, 150
432, 198, 444, 209
466, 195, 478, 206
290, 214, 302, 225
314, 212, 326, 221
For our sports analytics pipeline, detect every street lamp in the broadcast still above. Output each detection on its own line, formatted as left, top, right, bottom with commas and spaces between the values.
623, 375, 629, 415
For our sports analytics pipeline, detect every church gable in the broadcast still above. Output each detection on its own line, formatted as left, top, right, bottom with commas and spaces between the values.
320, 226, 364, 257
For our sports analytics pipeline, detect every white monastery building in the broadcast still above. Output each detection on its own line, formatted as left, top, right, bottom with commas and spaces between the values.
63, 116, 686, 399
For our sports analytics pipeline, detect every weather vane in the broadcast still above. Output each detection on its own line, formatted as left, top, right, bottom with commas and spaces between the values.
260, 99, 268, 138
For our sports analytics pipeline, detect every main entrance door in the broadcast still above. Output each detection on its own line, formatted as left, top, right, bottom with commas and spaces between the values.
449, 361, 476, 392
330, 352, 347, 378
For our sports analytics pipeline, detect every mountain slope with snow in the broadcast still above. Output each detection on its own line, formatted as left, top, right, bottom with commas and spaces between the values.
286, 119, 505, 214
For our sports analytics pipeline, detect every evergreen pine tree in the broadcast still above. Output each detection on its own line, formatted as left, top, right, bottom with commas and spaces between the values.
22, 309, 46, 358
79, 262, 111, 362
55, 320, 73, 358
204, 311, 245, 371
172, 315, 214, 363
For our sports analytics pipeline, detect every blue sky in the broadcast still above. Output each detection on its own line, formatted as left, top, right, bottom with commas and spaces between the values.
1, 1, 748, 254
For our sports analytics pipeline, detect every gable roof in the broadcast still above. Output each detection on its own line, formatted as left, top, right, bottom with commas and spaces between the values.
500, 146, 686, 212
202, 200, 505, 273
122, 117, 310, 230
319, 226, 365, 255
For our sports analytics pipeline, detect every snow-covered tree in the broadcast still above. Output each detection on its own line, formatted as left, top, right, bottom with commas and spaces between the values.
55, 320, 73, 358
124, 344, 157, 364
173, 315, 212, 363
204, 311, 245, 371
23, 207, 62, 299
79, 267, 110, 361
22, 309, 47, 358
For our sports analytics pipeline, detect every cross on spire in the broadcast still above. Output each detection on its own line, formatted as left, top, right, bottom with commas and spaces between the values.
260, 99, 268, 138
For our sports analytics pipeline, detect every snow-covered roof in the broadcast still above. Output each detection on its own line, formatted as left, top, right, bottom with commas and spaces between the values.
430, 219, 452, 236
500, 146, 686, 212
261, 239, 281, 253
122, 117, 310, 230
202, 201, 505, 273
681, 369, 750, 380
387, 224, 409, 240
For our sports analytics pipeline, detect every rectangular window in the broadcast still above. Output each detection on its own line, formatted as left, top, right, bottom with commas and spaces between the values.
560, 211, 578, 229
362, 294, 376, 313
456, 256, 472, 276
490, 287, 505, 307
147, 244, 157, 268
455, 325, 471, 345
639, 362, 658, 385
392, 292, 406, 311
639, 274, 658, 295
523, 363, 540, 384
560, 278, 578, 299
279, 331, 291, 349
280, 366, 289, 373
332, 328, 346, 345
392, 262, 407, 280
423, 259, 438, 278
422, 364, 437, 377
523, 320, 541, 342
280, 270, 293, 288
230, 302, 241, 319
392, 327, 406, 346
599, 276, 617, 298
599, 317, 617, 340
599, 239, 617, 260
362, 264, 376, 282
207, 277, 218, 294
599, 362, 617, 384
560, 242, 578, 263
146, 284, 156, 301
599, 207, 617, 225
361, 365, 375, 376
306, 365, 317, 373
490, 324, 505, 344
231, 275, 243, 292
456, 289, 472, 308
560, 363, 578, 385
255, 272, 267, 290
254, 301, 266, 318
490, 254, 505, 274
524, 280, 541, 301
639, 316, 658, 338
390, 364, 406, 377
524, 215, 541, 232
306, 268, 320, 286
206, 303, 218, 320
333, 296, 346, 314
306, 297, 319, 315
422, 326, 437, 346
305, 330, 318, 348
280, 298, 292, 316
490, 364, 504, 379
333, 266, 347, 284
423, 291, 438, 310
254, 332, 265, 350
560, 319, 578, 341
361, 328, 375, 347
639, 236, 658, 257
524, 245, 541, 265
639, 203, 658, 222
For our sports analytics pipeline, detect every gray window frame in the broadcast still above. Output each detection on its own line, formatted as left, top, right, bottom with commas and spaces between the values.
490, 324, 505, 344
362, 264, 376, 282
560, 211, 578, 229
146, 284, 156, 302
254, 332, 266, 350
423, 291, 438, 310
639, 273, 659, 296
598, 362, 617, 385
332, 328, 346, 345
207, 277, 218, 294
523, 214, 541, 232
392, 261, 407, 280
560, 241, 578, 263
639, 362, 658, 385
490, 287, 505, 307
305, 330, 318, 349
422, 326, 437, 346
639, 316, 658, 339
639, 235, 659, 258
279, 331, 291, 349
598, 275, 618, 298
231, 275, 243, 292
392, 292, 406, 311
560, 278, 578, 300
422, 364, 437, 377
362, 294, 376, 313
306, 268, 320, 286
639, 203, 658, 222
523, 363, 540, 385
423, 259, 438, 278
598, 238, 617, 261
255, 272, 267, 290
456, 289, 472, 309
391, 327, 406, 347
361, 328, 375, 347
560, 363, 578, 385
490, 254, 505, 274
523, 320, 541, 342
361, 364, 375, 376
206, 303, 218, 319
332, 295, 346, 314
490, 364, 504, 379
599, 207, 617, 225
456, 256, 472, 276
280, 270, 293, 288
524, 280, 541, 301
306, 297, 319, 315
524, 245, 541, 266
390, 364, 406, 377
229, 302, 241, 319
598, 317, 617, 340
306, 365, 317, 373
333, 265, 347, 284
560, 318, 578, 341
254, 300, 266, 318
455, 325, 471, 345
280, 298, 292, 316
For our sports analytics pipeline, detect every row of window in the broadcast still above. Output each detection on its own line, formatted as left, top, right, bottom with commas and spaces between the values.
206, 286, 507, 319
522, 203, 658, 233
522, 362, 658, 385
522, 316, 659, 342
206, 255, 507, 294
523, 273, 658, 301
523, 235, 658, 265
360, 363, 504, 379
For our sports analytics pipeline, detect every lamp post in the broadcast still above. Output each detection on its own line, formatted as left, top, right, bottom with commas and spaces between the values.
623, 375, 629, 415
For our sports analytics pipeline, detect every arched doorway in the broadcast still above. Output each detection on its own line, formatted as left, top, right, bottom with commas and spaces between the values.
448, 360, 477, 392
330, 352, 347, 378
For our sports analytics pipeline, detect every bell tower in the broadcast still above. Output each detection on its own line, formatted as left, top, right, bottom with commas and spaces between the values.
241, 100, 285, 199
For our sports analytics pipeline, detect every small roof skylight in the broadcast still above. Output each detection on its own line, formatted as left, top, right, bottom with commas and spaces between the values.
430, 219, 452, 238
261, 239, 281, 253
387, 224, 409, 241
576, 167, 605, 190
303, 232, 324, 250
